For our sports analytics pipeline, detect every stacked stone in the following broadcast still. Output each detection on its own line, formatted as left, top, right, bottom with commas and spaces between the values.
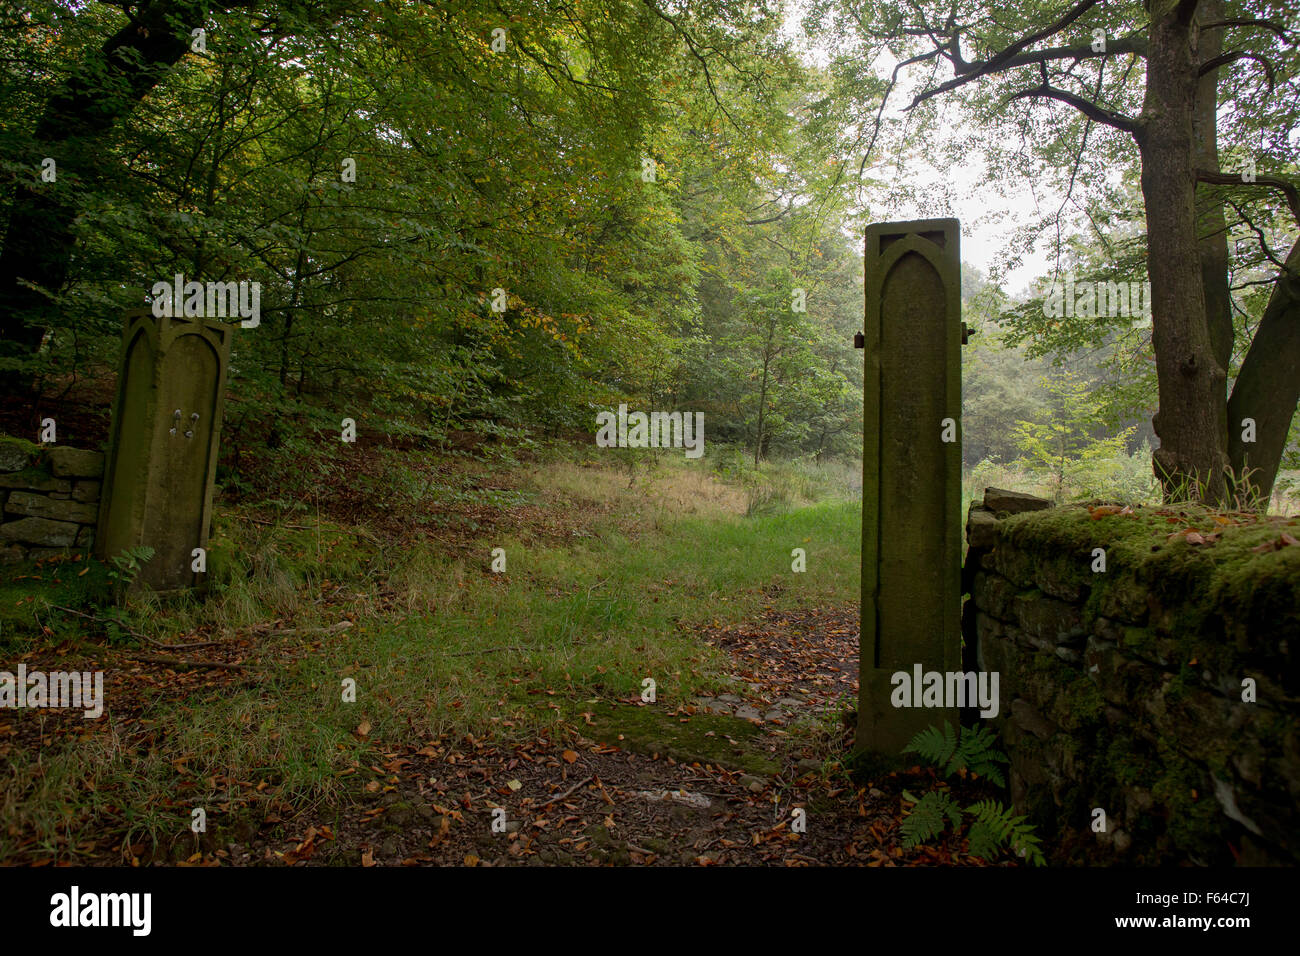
963, 487, 1300, 866
0, 436, 104, 564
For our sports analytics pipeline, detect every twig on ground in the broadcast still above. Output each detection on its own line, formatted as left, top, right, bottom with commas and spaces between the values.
49, 603, 217, 650
114, 650, 247, 671
261, 620, 354, 638
536, 775, 594, 808
238, 515, 314, 530
445, 639, 587, 658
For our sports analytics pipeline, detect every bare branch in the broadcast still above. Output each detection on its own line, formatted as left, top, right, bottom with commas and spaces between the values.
906, 0, 1110, 108
991, 34, 1146, 71
744, 203, 794, 226
1222, 198, 1289, 275
1198, 19, 1297, 44
1198, 50, 1276, 90
860, 47, 943, 173
1005, 83, 1138, 133
1196, 169, 1300, 225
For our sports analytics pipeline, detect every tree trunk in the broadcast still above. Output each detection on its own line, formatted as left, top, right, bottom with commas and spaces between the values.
1191, 1, 1234, 373
1139, 0, 1229, 504
1188, 0, 1298, 507
1227, 237, 1300, 506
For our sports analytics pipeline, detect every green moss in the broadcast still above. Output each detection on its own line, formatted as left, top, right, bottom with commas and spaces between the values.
1000, 506, 1300, 674
1020, 650, 1104, 731
0, 557, 114, 646
1069, 679, 1106, 727
1106, 735, 1146, 788
1164, 665, 1195, 704
585, 701, 779, 776
1098, 732, 1227, 862
0, 435, 42, 460
1149, 746, 1225, 859
3, 464, 54, 486
1121, 626, 1153, 653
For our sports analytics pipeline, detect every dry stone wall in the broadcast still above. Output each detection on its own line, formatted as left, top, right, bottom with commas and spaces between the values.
0, 436, 104, 564
962, 488, 1300, 865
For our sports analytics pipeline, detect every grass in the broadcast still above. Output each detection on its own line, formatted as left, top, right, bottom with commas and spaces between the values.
0, 446, 862, 861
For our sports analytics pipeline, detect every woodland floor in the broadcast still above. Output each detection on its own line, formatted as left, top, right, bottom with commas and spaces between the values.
3, 604, 1003, 867
2, 437, 1009, 867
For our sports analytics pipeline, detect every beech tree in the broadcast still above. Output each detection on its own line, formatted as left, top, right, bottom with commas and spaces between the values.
811, 0, 1299, 506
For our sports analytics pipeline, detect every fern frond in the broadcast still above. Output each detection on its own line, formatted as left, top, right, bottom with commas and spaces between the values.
900, 790, 959, 848
902, 721, 958, 768
967, 819, 1003, 861
903, 722, 1009, 785
958, 725, 1008, 786
1009, 823, 1047, 867
964, 800, 1046, 865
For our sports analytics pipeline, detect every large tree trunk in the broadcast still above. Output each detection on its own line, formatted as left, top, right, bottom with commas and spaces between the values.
1192, 1, 1234, 373
0, 2, 209, 373
1140, 0, 1230, 504
1190, 0, 1300, 507
1227, 237, 1300, 506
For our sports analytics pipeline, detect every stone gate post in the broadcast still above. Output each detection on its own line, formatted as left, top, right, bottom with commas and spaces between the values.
95, 310, 233, 592
858, 219, 964, 753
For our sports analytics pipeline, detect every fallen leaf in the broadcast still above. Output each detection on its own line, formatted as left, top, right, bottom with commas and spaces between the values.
561, 750, 578, 764
1088, 505, 1125, 519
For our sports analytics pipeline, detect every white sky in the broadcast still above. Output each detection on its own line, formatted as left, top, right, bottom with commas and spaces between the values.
787, 9, 1068, 298
862, 57, 1067, 299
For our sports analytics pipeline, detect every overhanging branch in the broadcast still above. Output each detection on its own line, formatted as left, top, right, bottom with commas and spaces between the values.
1196, 169, 1300, 226
1198, 19, 1297, 44
1005, 83, 1138, 133
906, 0, 1126, 109
1198, 50, 1276, 90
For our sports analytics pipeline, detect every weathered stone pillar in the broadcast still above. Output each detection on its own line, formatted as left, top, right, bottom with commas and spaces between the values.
95, 310, 233, 592
858, 219, 964, 754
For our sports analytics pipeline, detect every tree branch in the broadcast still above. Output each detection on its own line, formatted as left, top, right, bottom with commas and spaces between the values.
1005, 83, 1138, 133
1196, 169, 1300, 225
906, 0, 1115, 108
1198, 19, 1297, 43
1222, 198, 1290, 276
1198, 50, 1276, 90
640, 0, 742, 131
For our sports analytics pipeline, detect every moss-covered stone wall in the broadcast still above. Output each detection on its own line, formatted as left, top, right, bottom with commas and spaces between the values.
0, 435, 104, 564
963, 488, 1300, 865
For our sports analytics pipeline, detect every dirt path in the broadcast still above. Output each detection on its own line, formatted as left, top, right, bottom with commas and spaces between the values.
5, 605, 999, 866
221, 606, 984, 867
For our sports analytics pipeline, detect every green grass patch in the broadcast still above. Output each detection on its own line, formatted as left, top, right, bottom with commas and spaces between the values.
584, 701, 779, 776
0, 485, 861, 860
